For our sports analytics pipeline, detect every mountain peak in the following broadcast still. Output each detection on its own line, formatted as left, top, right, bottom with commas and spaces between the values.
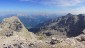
0, 16, 36, 40
78, 14, 84, 16
66, 13, 73, 16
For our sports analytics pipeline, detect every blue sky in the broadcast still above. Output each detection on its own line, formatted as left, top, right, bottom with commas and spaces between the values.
0, 0, 85, 15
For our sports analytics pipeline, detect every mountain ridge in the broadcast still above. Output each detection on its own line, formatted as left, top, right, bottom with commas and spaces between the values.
29, 13, 85, 37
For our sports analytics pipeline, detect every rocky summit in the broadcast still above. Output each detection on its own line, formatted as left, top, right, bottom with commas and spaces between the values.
0, 16, 85, 48
0, 16, 37, 48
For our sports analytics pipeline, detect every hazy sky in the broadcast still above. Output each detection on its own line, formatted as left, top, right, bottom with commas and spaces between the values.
0, 0, 85, 15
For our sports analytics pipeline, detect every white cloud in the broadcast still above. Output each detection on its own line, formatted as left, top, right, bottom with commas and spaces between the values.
49, 6, 85, 15
20, 0, 85, 6
70, 7, 85, 14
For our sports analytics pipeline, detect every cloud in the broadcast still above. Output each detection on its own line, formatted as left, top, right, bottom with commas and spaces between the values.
20, 0, 85, 6
70, 7, 85, 14
57, 6, 85, 14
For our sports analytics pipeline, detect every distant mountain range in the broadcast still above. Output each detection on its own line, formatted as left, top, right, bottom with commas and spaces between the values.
0, 14, 58, 29
29, 13, 85, 37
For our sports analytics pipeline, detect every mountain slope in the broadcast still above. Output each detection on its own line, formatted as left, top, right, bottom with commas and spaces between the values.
0, 16, 36, 40
30, 13, 85, 37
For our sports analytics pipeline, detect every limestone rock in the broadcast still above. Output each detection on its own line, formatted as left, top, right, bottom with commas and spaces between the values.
0, 16, 36, 39
75, 34, 85, 42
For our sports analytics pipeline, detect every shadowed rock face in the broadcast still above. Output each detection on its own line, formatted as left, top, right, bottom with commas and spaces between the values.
56, 14, 85, 37
30, 13, 85, 37
67, 15, 85, 37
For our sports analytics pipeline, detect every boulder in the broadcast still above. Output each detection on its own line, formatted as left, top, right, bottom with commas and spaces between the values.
75, 34, 85, 41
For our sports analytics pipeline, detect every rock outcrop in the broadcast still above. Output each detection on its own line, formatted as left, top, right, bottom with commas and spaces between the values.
0, 16, 36, 39
0, 16, 37, 48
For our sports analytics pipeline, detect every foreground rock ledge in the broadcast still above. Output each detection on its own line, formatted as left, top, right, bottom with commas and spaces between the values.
0, 16, 85, 48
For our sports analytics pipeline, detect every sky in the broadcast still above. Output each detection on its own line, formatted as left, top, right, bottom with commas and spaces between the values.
0, 0, 85, 15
